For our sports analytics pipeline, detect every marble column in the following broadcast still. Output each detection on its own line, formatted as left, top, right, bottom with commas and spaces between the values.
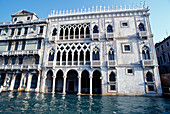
63, 75, 67, 94
52, 76, 56, 93
90, 75, 93, 95
35, 72, 41, 92
25, 73, 32, 91
78, 75, 81, 95
18, 73, 24, 90
40, 76, 46, 93
9, 74, 16, 90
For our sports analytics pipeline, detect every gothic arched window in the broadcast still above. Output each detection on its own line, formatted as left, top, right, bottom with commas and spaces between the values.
108, 48, 114, 60
48, 48, 55, 61
52, 28, 57, 36
109, 72, 116, 82
93, 47, 100, 60
138, 23, 145, 31
146, 72, 153, 82
142, 46, 150, 60
107, 25, 113, 32
93, 25, 99, 33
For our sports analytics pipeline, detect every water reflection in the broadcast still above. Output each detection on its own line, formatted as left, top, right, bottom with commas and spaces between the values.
0, 92, 169, 113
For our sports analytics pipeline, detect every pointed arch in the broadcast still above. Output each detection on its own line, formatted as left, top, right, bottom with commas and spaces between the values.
146, 72, 153, 82
108, 48, 114, 60
109, 72, 116, 81
75, 27, 79, 39
65, 28, 69, 39
48, 48, 55, 61
60, 28, 64, 40
52, 28, 57, 36
93, 46, 100, 60
93, 25, 99, 33
31, 74, 38, 89
46, 70, 53, 92
138, 23, 145, 31
142, 46, 150, 60
85, 26, 90, 38
107, 25, 113, 32
70, 27, 74, 39
80, 27, 84, 38
55, 70, 63, 92
81, 70, 90, 93
92, 70, 101, 94
86, 50, 90, 61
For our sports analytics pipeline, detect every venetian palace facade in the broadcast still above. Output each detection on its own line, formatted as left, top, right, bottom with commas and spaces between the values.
0, 2, 162, 96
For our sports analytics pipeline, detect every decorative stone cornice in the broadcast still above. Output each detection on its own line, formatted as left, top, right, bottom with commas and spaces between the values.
48, 1, 149, 20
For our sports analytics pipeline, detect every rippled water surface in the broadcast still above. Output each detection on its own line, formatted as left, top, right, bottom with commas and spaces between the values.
0, 92, 169, 113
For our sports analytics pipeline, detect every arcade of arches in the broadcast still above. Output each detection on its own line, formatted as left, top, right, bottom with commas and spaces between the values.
44, 69, 102, 94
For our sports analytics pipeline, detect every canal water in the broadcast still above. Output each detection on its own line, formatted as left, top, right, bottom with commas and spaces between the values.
0, 92, 169, 113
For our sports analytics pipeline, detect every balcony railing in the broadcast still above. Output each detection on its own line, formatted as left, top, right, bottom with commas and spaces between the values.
106, 33, 114, 40
107, 60, 116, 68
139, 31, 148, 39
0, 50, 40, 56
141, 60, 154, 68
48, 61, 53, 66
4, 34, 45, 40
91, 60, 100, 67
92, 33, 100, 40
0, 64, 40, 70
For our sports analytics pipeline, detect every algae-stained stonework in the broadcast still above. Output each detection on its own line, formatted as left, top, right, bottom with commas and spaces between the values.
0, 2, 162, 96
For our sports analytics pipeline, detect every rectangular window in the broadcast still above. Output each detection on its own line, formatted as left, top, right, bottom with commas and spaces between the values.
122, 22, 128, 26
17, 28, 21, 35
161, 45, 164, 51
39, 26, 44, 34
8, 42, 12, 51
12, 58, 16, 65
124, 45, 130, 51
148, 85, 154, 91
19, 58, 23, 64
11, 28, 15, 36
37, 40, 41, 49
167, 42, 169, 46
0, 29, 1, 35
126, 68, 134, 75
35, 56, 39, 64
110, 85, 116, 90
14, 42, 19, 50
21, 41, 26, 50
5, 58, 8, 65
162, 53, 166, 63
24, 27, 28, 35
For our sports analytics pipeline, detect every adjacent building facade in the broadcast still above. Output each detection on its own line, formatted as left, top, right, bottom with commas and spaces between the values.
0, 2, 162, 96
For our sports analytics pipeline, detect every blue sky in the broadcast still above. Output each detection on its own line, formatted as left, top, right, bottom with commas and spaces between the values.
0, 0, 169, 43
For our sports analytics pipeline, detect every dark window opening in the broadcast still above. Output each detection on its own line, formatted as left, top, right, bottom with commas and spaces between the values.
62, 51, 66, 61
48, 48, 55, 61
52, 28, 57, 36
110, 85, 116, 90
93, 25, 99, 33
65, 28, 68, 39
35, 56, 39, 64
148, 85, 154, 91
31, 74, 38, 89
138, 23, 145, 31
24, 27, 28, 35
146, 72, 153, 82
68, 51, 72, 61
70, 27, 74, 39
109, 49, 114, 60
93, 51, 100, 60
17, 28, 21, 35
124, 45, 130, 51
14, 42, 19, 50
74, 51, 78, 61
122, 22, 128, 27
8, 42, 12, 51
80, 50, 84, 61
85, 26, 90, 38
86, 50, 90, 61
39, 26, 44, 34
162, 53, 166, 63
19, 58, 23, 64
12, 58, 16, 65
109, 72, 116, 81
107, 25, 113, 32
127, 69, 133, 74
27, 17, 30, 20
14, 18, 17, 22
37, 40, 41, 49
11, 28, 15, 36
21, 41, 26, 50
167, 42, 169, 46
57, 51, 60, 61
161, 45, 164, 51
5, 58, 8, 65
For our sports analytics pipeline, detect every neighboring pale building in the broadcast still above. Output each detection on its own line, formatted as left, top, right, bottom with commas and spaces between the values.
0, 2, 162, 96
0, 10, 47, 92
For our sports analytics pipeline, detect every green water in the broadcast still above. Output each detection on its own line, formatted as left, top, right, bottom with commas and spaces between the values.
0, 92, 169, 113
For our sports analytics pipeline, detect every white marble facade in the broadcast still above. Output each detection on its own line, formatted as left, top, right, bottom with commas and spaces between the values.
0, 2, 162, 96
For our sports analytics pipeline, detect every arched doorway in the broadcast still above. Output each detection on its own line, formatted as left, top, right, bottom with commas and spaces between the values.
45, 70, 53, 92
14, 74, 21, 89
66, 70, 78, 93
31, 74, 38, 89
81, 70, 90, 94
55, 70, 63, 92
92, 70, 101, 94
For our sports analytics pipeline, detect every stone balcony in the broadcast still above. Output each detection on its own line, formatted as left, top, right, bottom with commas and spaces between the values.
47, 61, 91, 67
1, 34, 45, 41
107, 60, 116, 68
0, 64, 41, 70
0, 50, 40, 56
92, 33, 100, 40
106, 33, 114, 40
91, 60, 101, 68
139, 31, 148, 39
141, 60, 154, 68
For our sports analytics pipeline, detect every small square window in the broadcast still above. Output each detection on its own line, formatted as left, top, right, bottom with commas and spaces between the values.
110, 85, 116, 90
122, 22, 128, 26
124, 45, 130, 51
148, 85, 154, 91
122, 44, 131, 53
126, 68, 134, 75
